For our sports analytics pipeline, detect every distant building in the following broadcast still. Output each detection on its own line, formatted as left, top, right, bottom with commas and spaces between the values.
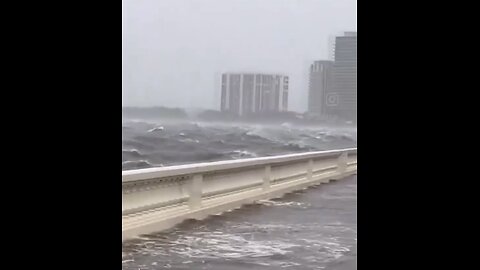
220, 73, 289, 116
308, 60, 334, 115
325, 32, 357, 122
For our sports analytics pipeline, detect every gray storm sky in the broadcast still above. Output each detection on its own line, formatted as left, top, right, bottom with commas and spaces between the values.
122, 0, 356, 112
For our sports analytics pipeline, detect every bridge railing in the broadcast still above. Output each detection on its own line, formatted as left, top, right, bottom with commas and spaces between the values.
122, 148, 357, 240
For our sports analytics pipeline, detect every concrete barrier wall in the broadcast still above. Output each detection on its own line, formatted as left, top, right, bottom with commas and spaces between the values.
122, 148, 357, 241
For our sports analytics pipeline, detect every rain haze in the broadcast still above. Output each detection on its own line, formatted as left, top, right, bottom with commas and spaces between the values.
122, 0, 357, 112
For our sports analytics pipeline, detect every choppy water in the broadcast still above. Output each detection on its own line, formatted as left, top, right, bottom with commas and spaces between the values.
122, 175, 357, 270
122, 119, 357, 171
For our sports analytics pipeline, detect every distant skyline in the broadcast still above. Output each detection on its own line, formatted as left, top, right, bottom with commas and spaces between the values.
122, 0, 357, 112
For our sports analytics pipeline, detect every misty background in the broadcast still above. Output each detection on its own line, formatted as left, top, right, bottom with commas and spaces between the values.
122, 0, 357, 112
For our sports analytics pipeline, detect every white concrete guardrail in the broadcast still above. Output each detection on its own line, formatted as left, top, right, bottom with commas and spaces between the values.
122, 148, 357, 241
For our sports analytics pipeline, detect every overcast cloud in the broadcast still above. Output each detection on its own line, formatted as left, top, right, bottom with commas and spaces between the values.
122, 0, 357, 112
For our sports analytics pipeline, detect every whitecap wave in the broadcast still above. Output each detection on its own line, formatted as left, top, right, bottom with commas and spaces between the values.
256, 199, 311, 208
147, 126, 164, 133
168, 231, 301, 259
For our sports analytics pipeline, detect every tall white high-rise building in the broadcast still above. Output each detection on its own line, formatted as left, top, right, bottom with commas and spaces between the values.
220, 73, 289, 116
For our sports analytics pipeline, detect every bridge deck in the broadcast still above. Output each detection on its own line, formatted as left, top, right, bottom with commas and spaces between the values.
122, 175, 357, 270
